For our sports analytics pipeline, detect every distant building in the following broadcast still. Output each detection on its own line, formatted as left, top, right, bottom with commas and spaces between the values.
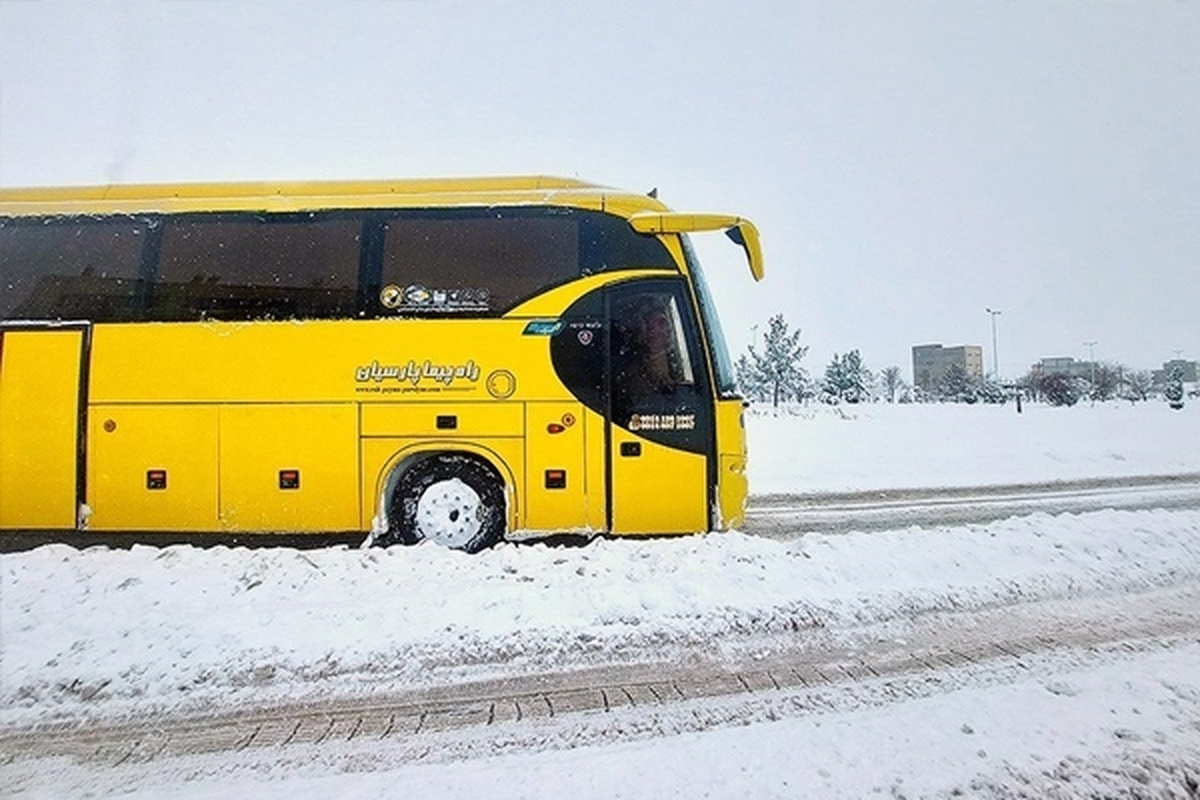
912, 344, 984, 392
1153, 359, 1198, 384
1033, 357, 1096, 380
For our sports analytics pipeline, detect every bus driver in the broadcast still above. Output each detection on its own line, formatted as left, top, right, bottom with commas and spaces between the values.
614, 293, 690, 421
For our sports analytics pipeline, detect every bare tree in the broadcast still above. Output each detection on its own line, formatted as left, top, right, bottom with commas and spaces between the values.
1086, 362, 1122, 402
1019, 370, 1044, 403
1123, 370, 1154, 402
880, 366, 905, 403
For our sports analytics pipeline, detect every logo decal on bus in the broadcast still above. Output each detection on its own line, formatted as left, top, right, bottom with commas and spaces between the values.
355, 359, 481, 391
402, 284, 432, 305
380, 284, 491, 313
380, 284, 405, 308
522, 320, 563, 336
486, 369, 517, 399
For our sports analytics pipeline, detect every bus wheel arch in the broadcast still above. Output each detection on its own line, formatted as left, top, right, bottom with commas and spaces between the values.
375, 448, 511, 553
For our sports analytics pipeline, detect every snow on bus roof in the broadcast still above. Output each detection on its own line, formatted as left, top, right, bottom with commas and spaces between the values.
0, 176, 673, 218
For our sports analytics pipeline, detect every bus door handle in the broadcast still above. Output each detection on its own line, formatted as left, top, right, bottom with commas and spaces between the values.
619, 442, 641, 458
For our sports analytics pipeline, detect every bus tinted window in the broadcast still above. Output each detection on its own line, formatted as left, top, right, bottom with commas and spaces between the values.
382, 216, 578, 314
576, 210, 677, 275
150, 216, 361, 321
0, 218, 146, 322
1, 207, 678, 323
379, 209, 677, 316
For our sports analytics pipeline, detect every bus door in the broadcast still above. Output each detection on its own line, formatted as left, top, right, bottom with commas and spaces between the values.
606, 282, 713, 535
0, 325, 87, 529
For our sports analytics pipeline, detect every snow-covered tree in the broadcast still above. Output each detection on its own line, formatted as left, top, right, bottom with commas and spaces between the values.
938, 362, 977, 403
1165, 364, 1185, 410
737, 314, 810, 407
823, 350, 872, 404
977, 379, 1007, 404
1037, 372, 1082, 407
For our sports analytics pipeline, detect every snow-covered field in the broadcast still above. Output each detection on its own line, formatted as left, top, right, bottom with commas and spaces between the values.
747, 399, 1199, 494
3, 400, 1200, 797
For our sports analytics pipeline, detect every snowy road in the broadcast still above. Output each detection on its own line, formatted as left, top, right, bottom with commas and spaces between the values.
745, 472, 1200, 538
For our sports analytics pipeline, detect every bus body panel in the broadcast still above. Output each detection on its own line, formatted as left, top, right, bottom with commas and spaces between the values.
90, 402, 362, 533
521, 401, 594, 533
362, 402, 524, 438
582, 407, 608, 532
218, 404, 360, 532
87, 403, 219, 531
609, 432, 708, 535
0, 329, 84, 529
86, 319, 563, 406
715, 398, 749, 529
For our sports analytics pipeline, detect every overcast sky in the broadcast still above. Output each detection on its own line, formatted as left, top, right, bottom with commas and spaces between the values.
2, 1, 1197, 379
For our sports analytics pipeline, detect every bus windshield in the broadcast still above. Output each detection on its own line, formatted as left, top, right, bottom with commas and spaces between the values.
682, 235, 739, 399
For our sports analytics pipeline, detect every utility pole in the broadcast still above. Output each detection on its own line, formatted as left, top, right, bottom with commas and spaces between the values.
1084, 340, 1097, 406
986, 308, 1001, 381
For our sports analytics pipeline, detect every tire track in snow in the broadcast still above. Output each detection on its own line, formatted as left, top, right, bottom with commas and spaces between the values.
4, 581, 1200, 771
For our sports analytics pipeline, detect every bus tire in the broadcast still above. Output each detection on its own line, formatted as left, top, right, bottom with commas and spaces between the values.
385, 453, 506, 553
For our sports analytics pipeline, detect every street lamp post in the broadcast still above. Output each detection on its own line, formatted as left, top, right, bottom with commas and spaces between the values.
986, 308, 1001, 382
1084, 340, 1097, 405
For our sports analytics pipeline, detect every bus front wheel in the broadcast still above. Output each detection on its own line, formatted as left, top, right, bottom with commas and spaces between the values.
384, 454, 506, 553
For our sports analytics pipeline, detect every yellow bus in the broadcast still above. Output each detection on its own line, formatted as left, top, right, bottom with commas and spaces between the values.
0, 176, 762, 552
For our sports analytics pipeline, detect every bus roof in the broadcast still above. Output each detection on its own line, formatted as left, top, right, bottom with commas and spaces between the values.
0, 176, 764, 281
0, 175, 672, 218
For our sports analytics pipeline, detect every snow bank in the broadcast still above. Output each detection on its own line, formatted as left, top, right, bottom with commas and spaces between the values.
5, 508, 1200, 726
747, 400, 1200, 494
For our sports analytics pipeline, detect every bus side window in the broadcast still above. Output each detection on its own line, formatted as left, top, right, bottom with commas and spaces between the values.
0, 219, 145, 322
611, 290, 696, 423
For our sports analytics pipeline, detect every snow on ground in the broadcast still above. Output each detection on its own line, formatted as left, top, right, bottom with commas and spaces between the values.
748, 399, 1199, 494
3, 400, 1200, 797
94, 642, 1200, 800
5, 507, 1200, 728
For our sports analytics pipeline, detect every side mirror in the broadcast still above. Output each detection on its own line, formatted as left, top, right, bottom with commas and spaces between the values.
628, 212, 764, 282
